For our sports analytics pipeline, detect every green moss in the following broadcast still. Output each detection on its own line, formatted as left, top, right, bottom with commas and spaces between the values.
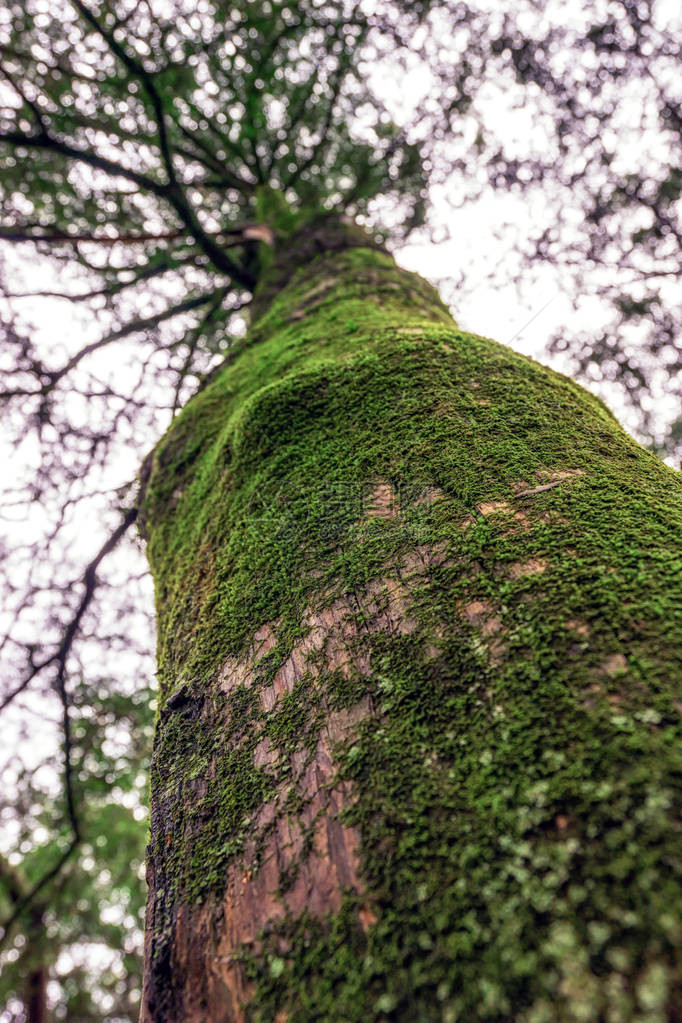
142, 235, 682, 1021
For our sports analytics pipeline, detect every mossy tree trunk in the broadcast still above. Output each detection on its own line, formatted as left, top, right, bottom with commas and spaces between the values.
140, 221, 682, 1023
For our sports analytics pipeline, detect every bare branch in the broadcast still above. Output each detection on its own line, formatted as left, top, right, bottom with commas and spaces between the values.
0, 129, 170, 197
71, 0, 179, 187
0, 842, 77, 949
1, 507, 138, 713
0, 289, 224, 400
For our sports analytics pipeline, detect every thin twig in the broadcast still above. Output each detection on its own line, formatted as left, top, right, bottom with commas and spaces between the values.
1, 507, 138, 713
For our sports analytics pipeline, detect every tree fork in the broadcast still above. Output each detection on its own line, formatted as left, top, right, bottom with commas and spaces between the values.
140, 220, 682, 1022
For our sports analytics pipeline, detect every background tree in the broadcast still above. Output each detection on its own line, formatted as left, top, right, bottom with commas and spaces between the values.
0, 0, 680, 1019
0, 679, 151, 1022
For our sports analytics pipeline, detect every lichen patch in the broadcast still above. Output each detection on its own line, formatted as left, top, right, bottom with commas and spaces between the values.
600, 653, 629, 677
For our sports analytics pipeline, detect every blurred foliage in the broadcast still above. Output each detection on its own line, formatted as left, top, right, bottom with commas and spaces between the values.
0, 0, 680, 1018
1, 682, 153, 1022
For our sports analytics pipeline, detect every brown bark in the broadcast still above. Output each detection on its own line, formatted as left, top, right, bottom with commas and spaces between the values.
25, 959, 48, 1023
140, 539, 437, 1021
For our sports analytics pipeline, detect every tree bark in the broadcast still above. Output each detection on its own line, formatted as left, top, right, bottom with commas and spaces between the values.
140, 221, 682, 1022
0, 855, 49, 1023
25, 957, 48, 1023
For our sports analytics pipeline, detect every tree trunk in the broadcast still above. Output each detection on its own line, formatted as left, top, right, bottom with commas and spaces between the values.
25, 959, 48, 1023
0, 856, 49, 1023
139, 221, 682, 1022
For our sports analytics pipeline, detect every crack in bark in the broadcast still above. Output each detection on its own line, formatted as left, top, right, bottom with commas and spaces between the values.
149, 539, 453, 1022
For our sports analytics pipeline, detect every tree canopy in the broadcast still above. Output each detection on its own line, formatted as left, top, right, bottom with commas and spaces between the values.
1, 0, 680, 1018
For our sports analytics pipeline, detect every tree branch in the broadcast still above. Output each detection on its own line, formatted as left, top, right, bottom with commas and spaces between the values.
0, 224, 267, 248
68, 1, 256, 287
0, 227, 186, 244
0, 507, 140, 948
0, 842, 77, 949
0, 290, 226, 401
71, 0, 178, 187
1, 256, 183, 303
0, 507, 138, 713
0, 129, 170, 197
